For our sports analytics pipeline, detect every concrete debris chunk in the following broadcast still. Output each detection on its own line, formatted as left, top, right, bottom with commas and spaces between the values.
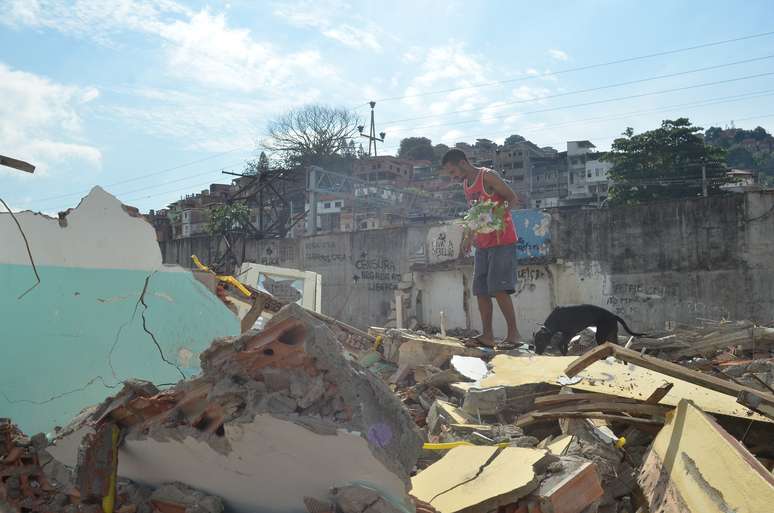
150, 482, 224, 513
332, 484, 408, 513
522, 455, 603, 513
48, 304, 423, 513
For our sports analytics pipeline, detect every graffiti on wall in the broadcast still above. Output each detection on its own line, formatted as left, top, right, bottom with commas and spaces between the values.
353, 251, 401, 291
304, 239, 347, 265
604, 280, 731, 321
430, 232, 456, 259
518, 266, 548, 282
512, 209, 551, 260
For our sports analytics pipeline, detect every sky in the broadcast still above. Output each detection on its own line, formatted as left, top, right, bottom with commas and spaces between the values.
2, 0, 774, 214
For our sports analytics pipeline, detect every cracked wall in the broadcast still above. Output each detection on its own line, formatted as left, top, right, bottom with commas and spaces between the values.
0, 187, 239, 434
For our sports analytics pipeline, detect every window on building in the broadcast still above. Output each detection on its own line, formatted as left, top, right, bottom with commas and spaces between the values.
324, 202, 331, 208
518, 151, 523, 156
588, 172, 592, 178
570, 172, 574, 184
514, 161, 524, 169
335, 201, 342, 207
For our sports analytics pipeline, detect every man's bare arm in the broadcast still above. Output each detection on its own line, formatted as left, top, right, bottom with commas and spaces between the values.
484, 170, 521, 207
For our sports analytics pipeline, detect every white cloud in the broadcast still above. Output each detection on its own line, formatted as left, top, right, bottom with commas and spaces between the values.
1, 0, 191, 45
273, 0, 383, 51
0, 63, 102, 175
548, 49, 569, 61
511, 85, 551, 101
400, 41, 491, 113
101, 87, 322, 153
157, 10, 333, 93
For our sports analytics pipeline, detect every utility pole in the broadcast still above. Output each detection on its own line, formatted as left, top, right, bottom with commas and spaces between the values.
702, 162, 708, 197
308, 166, 318, 236
358, 101, 385, 157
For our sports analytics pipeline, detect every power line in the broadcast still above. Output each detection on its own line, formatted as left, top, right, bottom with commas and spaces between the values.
370, 29, 774, 103
40, 162, 245, 212
381, 54, 774, 126
378, 91, 774, 153
389, 71, 774, 133
33, 146, 252, 204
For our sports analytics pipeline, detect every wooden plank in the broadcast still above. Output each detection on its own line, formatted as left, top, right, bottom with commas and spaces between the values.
516, 412, 662, 428
562, 343, 615, 377
645, 382, 673, 404
536, 401, 671, 418
565, 343, 774, 420
0, 155, 35, 173
475, 355, 769, 421
533, 393, 640, 407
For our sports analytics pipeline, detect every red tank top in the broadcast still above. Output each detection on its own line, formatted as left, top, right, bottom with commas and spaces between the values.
463, 169, 518, 248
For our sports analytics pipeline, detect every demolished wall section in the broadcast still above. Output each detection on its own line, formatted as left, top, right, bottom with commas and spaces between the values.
0, 187, 240, 435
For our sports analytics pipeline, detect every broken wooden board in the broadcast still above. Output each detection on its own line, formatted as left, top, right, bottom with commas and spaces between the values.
470, 355, 769, 422
411, 446, 554, 513
516, 412, 663, 428
638, 399, 774, 513
565, 343, 774, 421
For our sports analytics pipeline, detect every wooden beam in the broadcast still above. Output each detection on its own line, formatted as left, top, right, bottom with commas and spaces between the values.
563, 343, 615, 377
0, 155, 35, 173
534, 393, 640, 407
516, 412, 663, 428
564, 342, 774, 421
536, 401, 671, 418
645, 382, 674, 404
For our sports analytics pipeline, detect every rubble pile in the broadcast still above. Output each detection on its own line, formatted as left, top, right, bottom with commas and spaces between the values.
2, 302, 774, 513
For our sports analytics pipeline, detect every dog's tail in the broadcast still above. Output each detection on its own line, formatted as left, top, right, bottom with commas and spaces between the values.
615, 316, 649, 337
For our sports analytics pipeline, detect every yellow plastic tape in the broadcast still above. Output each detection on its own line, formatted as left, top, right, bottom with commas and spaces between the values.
422, 441, 510, 451
373, 335, 383, 351
191, 255, 252, 298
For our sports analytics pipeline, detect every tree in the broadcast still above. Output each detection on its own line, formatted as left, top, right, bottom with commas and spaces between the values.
207, 202, 252, 236
263, 105, 361, 167
504, 134, 526, 145
243, 151, 271, 176
726, 146, 755, 169
398, 137, 434, 161
607, 118, 729, 205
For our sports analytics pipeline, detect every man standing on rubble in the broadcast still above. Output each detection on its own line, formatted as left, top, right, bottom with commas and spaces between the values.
439, 149, 523, 348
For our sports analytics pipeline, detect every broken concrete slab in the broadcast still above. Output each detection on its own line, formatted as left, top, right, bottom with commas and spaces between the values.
462, 387, 508, 416
49, 304, 423, 513
411, 446, 556, 513
638, 399, 774, 513
472, 355, 770, 421
394, 331, 486, 370
426, 400, 476, 436
0, 187, 240, 435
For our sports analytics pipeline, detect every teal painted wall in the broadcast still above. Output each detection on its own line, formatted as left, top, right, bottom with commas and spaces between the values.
0, 263, 239, 435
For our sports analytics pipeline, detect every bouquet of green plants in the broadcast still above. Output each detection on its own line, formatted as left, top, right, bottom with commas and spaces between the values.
461, 199, 508, 234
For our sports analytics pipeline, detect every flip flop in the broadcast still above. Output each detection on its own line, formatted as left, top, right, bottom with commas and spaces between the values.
463, 335, 497, 348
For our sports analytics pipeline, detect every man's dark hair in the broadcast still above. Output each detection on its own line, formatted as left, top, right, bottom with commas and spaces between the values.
441, 148, 468, 166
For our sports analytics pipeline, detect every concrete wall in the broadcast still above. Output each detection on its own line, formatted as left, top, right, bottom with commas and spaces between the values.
1, 188, 239, 435
160, 192, 774, 337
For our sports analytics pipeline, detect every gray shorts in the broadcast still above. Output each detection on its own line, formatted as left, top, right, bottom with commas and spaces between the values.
473, 244, 518, 297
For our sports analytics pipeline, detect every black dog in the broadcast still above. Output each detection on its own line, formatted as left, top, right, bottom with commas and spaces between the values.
533, 304, 648, 355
